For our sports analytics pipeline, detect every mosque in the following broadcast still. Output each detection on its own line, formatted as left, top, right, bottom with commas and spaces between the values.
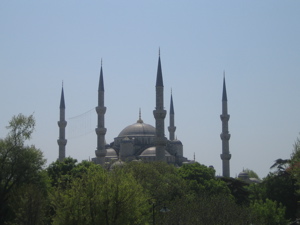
57, 53, 232, 177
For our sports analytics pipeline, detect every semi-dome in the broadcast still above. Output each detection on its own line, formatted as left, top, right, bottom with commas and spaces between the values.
106, 148, 117, 158
238, 171, 249, 180
110, 160, 125, 170
140, 147, 171, 157
118, 118, 156, 138
170, 139, 183, 145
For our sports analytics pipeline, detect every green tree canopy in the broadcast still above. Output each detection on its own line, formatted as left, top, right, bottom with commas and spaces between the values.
250, 199, 289, 225
51, 165, 150, 225
177, 162, 230, 196
244, 168, 260, 179
0, 114, 46, 225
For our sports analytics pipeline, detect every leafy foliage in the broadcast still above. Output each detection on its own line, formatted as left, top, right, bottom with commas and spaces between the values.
2, 114, 300, 224
250, 199, 289, 225
244, 168, 260, 179
178, 162, 230, 196
50, 165, 150, 225
0, 114, 46, 225
123, 161, 188, 204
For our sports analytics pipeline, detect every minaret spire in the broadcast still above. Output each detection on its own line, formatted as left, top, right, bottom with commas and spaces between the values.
220, 73, 231, 177
95, 61, 107, 164
153, 49, 167, 161
99, 59, 104, 92
222, 71, 227, 102
57, 83, 67, 161
137, 108, 143, 123
156, 50, 164, 87
168, 89, 176, 140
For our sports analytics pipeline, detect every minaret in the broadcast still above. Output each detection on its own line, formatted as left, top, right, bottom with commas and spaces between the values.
153, 50, 167, 161
57, 83, 67, 161
95, 60, 107, 164
168, 90, 176, 141
220, 73, 231, 177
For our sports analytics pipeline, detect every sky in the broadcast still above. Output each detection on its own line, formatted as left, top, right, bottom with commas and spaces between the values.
1, 1, 300, 179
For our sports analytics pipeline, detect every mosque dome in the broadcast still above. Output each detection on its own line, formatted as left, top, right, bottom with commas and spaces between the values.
118, 117, 156, 138
106, 148, 117, 158
140, 147, 171, 157
110, 160, 125, 170
170, 139, 183, 145
238, 171, 250, 180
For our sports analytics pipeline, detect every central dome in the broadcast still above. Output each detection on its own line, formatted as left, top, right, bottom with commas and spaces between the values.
118, 119, 156, 138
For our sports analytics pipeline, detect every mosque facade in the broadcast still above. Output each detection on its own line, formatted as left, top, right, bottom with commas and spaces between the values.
57, 53, 231, 175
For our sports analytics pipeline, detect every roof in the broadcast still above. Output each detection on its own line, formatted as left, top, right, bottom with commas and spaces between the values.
170, 93, 174, 114
60, 86, 65, 109
99, 65, 104, 91
140, 146, 171, 157
222, 76, 227, 101
106, 148, 117, 157
118, 121, 156, 137
156, 55, 164, 87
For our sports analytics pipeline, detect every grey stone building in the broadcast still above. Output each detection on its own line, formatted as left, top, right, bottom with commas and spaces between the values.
57, 53, 232, 175
220, 74, 231, 177
91, 53, 188, 166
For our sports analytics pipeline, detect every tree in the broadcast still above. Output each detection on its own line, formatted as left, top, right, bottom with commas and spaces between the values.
0, 114, 46, 224
250, 199, 289, 225
249, 171, 298, 221
123, 161, 189, 204
221, 177, 251, 206
50, 165, 150, 225
158, 193, 253, 225
47, 157, 78, 187
290, 136, 300, 199
270, 158, 291, 174
244, 168, 260, 180
7, 171, 49, 225
177, 162, 230, 196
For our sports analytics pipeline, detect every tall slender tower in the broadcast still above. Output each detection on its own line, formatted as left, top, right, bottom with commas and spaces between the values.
220, 74, 231, 177
168, 90, 176, 141
95, 61, 107, 164
153, 51, 167, 161
57, 84, 67, 161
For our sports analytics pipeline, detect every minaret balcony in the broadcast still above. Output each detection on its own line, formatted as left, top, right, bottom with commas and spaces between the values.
220, 133, 231, 140
57, 139, 67, 146
153, 109, 166, 119
168, 126, 176, 132
96, 106, 107, 114
95, 149, 107, 157
220, 153, 231, 160
95, 127, 107, 135
57, 121, 67, 127
220, 114, 230, 121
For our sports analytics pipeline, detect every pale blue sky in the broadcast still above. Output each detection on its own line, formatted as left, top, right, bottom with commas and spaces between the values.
1, 1, 300, 178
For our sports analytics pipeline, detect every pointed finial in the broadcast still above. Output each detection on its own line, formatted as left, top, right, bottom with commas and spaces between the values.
137, 108, 143, 123
99, 61, 104, 91
159, 47, 160, 57
194, 152, 196, 161
156, 50, 164, 87
170, 90, 174, 114
60, 82, 65, 109
62, 80, 64, 88
222, 72, 227, 101
139, 108, 141, 120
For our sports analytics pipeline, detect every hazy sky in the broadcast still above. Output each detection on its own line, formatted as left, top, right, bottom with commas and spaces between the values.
1, 1, 300, 178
